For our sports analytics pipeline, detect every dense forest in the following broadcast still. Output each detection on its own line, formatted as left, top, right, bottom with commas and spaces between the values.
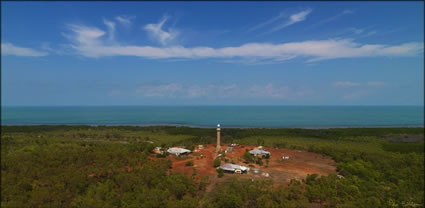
1, 125, 424, 207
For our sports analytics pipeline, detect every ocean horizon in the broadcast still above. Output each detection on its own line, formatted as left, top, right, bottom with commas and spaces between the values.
1, 105, 423, 128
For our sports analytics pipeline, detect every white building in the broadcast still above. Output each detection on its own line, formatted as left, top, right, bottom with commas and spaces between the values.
167, 147, 191, 156
218, 163, 249, 173
249, 149, 271, 157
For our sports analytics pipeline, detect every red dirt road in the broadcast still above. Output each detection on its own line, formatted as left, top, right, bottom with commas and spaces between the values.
154, 144, 336, 188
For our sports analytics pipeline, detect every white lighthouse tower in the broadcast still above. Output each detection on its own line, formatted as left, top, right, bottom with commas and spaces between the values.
216, 124, 221, 153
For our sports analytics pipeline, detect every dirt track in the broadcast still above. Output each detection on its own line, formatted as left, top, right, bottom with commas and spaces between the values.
154, 144, 336, 190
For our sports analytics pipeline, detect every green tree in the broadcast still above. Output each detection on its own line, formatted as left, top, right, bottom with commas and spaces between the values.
213, 158, 221, 168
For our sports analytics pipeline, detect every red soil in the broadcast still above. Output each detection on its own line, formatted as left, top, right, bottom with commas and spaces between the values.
152, 144, 336, 189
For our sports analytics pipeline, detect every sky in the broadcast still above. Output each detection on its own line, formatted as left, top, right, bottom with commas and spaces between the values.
1, 2, 424, 106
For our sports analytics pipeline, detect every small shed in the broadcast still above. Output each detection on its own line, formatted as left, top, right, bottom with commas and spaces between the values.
249, 149, 271, 157
153, 147, 163, 154
225, 146, 234, 153
218, 163, 249, 173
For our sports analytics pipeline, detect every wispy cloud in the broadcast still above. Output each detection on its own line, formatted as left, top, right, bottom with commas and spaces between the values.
267, 9, 312, 33
334, 27, 378, 40
332, 81, 361, 87
115, 15, 135, 27
1, 42, 48, 57
333, 81, 387, 87
249, 84, 290, 99
134, 83, 297, 99
143, 15, 179, 46
109, 90, 121, 96
343, 90, 369, 100
247, 12, 286, 32
366, 81, 386, 87
348, 27, 364, 35
63, 23, 423, 62
103, 19, 116, 41
333, 80, 387, 100
308, 9, 353, 29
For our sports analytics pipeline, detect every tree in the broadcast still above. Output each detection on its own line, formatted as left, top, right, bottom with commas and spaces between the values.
243, 149, 255, 163
217, 168, 224, 178
185, 161, 194, 166
213, 158, 221, 168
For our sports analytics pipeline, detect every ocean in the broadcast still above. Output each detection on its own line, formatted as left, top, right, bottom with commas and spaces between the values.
1, 106, 424, 128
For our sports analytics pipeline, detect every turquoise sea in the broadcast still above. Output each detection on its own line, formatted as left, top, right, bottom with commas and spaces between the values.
1, 106, 424, 128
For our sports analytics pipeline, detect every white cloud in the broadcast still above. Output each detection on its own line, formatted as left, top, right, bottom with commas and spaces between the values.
136, 83, 184, 97
64, 23, 423, 62
349, 28, 364, 35
343, 90, 369, 100
268, 9, 312, 33
308, 9, 353, 29
333, 81, 387, 88
103, 19, 116, 41
249, 84, 290, 99
1, 42, 48, 57
247, 12, 286, 32
64, 24, 105, 45
336, 81, 387, 100
144, 16, 179, 46
333, 81, 361, 87
367, 81, 386, 87
134, 83, 295, 99
109, 90, 121, 96
115, 15, 135, 27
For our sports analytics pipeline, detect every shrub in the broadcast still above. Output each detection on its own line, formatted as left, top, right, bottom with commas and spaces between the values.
192, 168, 197, 176
256, 158, 263, 166
185, 160, 194, 166
156, 152, 169, 158
243, 149, 255, 163
217, 168, 224, 178
213, 158, 221, 168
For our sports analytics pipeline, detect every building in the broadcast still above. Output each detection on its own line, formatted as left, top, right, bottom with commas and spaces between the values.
249, 149, 271, 157
225, 146, 234, 153
167, 147, 191, 156
216, 124, 221, 153
218, 163, 249, 173
153, 147, 164, 154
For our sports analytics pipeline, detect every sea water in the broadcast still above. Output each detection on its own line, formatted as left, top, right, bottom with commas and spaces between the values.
1, 106, 423, 128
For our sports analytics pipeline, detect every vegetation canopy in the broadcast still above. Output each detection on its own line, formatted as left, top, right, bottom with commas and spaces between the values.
1, 125, 423, 208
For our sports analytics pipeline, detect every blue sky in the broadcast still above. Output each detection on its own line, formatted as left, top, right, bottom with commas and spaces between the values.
2, 2, 424, 106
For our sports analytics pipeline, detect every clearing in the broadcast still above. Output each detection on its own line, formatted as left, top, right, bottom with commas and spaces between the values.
152, 144, 336, 191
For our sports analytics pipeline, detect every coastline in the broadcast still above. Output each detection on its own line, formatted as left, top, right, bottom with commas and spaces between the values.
1, 123, 424, 129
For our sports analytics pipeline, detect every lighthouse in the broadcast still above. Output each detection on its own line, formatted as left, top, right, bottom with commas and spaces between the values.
216, 124, 221, 153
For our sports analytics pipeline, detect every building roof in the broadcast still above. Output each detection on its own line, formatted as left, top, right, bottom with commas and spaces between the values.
219, 163, 248, 172
167, 147, 191, 155
249, 149, 270, 155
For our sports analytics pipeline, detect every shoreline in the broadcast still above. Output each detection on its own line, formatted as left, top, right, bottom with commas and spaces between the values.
1, 123, 424, 129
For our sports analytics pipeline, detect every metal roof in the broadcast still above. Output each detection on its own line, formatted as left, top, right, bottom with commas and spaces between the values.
167, 147, 191, 155
219, 163, 248, 172
249, 149, 270, 155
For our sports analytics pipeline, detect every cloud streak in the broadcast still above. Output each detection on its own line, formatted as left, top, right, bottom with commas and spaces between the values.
268, 9, 312, 33
308, 9, 353, 29
333, 81, 387, 87
63, 24, 423, 63
115, 15, 135, 27
103, 19, 116, 41
332, 81, 361, 87
247, 12, 286, 32
143, 16, 179, 46
134, 83, 296, 99
1, 42, 48, 57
